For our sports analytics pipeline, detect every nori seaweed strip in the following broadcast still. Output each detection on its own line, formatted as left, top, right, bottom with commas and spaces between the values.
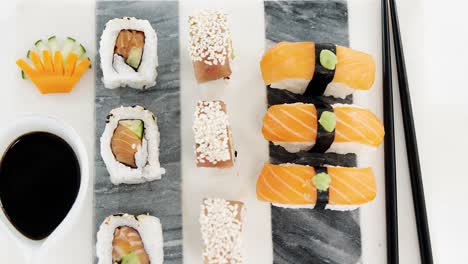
314, 166, 329, 210
309, 102, 335, 153
304, 43, 336, 96
268, 142, 356, 167
266, 87, 351, 106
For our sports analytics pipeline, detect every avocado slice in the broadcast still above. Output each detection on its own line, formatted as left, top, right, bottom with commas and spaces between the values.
120, 120, 143, 139
121, 252, 141, 264
126, 47, 143, 69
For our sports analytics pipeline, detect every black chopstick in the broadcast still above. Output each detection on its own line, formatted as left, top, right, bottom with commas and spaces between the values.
381, 0, 399, 263
388, 0, 434, 263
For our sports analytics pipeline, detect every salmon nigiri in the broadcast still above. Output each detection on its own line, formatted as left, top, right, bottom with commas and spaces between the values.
256, 163, 377, 210
260, 42, 375, 98
262, 103, 384, 153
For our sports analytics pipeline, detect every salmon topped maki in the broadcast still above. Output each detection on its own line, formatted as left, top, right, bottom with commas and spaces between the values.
256, 163, 377, 210
189, 10, 234, 83
200, 198, 245, 263
262, 103, 384, 153
260, 42, 376, 98
192, 101, 235, 168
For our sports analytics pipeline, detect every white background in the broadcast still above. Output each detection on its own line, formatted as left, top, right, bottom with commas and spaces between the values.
1, 0, 467, 263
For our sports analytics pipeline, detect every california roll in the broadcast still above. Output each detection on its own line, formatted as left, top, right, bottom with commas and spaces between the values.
100, 17, 158, 89
100, 106, 165, 185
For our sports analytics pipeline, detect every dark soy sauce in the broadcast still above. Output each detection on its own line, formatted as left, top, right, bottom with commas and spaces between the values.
0, 132, 80, 240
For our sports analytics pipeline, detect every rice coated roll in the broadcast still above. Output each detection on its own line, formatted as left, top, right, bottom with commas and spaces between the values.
96, 213, 164, 264
193, 101, 235, 168
100, 106, 165, 185
100, 17, 158, 89
189, 10, 234, 83
200, 198, 245, 264
262, 103, 384, 153
256, 163, 377, 210
260, 42, 375, 98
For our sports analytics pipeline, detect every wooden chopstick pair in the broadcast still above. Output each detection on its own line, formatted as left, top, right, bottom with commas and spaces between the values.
381, 0, 433, 263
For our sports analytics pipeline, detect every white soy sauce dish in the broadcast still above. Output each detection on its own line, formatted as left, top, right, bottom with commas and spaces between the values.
0, 115, 89, 263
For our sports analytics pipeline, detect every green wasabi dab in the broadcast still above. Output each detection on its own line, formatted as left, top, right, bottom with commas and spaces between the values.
313, 172, 331, 191
318, 111, 336, 132
319, 49, 337, 70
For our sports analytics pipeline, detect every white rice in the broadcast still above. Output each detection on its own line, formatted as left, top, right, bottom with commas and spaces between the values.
100, 17, 158, 89
269, 79, 354, 99
100, 106, 165, 185
96, 213, 164, 264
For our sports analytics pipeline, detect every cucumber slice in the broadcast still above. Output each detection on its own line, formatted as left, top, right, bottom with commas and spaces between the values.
21, 50, 32, 79
74, 44, 86, 57
126, 47, 142, 69
87, 57, 92, 68
48, 36, 59, 53
35, 39, 48, 52
62, 37, 76, 59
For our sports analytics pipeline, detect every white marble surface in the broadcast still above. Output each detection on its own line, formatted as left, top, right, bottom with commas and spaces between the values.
0, 0, 467, 263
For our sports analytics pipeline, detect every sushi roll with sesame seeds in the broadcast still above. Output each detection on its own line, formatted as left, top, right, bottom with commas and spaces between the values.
192, 100, 235, 168
96, 213, 164, 264
188, 10, 234, 84
200, 198, 245, 264
99, 17, 158, 89
100, 106, 165, 185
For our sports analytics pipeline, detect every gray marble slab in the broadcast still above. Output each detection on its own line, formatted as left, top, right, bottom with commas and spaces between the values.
264, 1, 362, 264
94, 1, 182, 263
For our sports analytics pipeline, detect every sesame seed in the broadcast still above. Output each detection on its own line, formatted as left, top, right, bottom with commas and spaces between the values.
200, 198, 244, 264
193, 101, 232, 165
189, 10, 232, 66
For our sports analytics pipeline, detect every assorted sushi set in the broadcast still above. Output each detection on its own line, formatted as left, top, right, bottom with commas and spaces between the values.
1, 1, 385, 263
